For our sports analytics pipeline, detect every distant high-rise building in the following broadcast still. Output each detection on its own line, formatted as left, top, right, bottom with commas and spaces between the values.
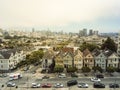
83, 28, 87, 36
93, 30, 99, 35
89, 29, 93, 36
32, 28, 35, 32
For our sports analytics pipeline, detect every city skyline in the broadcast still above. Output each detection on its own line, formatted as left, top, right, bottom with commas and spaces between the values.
0, 0, 120, 33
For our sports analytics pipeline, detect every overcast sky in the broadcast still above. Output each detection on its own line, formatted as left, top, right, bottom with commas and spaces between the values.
0, 0, 120, 33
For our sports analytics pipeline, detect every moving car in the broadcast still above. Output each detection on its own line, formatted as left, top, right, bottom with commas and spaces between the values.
58, 73, 66, 78
96, 74, 104, 78
41, 83, 52, 88
77, 83, 88, 88
109, 83, 119, 88
91, 77, 101, 82
31, 83, 41, 88
93, 82, 105, 88
54, 83, 64, 88
42, 75, 49, 79
71, 73, 78, 78
67, 80, 78, 86
7, 82, 16, 87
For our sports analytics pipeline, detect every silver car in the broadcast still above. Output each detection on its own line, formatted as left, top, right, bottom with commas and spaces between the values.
54, 83, 64, 88
31, 83, 41, 88
78, 83, 88, 88
7, 82, 16, 87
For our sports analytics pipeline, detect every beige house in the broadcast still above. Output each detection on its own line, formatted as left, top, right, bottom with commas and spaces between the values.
54, 52, 64, 66
63, 52, 73, 68
83, 49, 94, 69
74, 49, 83, 69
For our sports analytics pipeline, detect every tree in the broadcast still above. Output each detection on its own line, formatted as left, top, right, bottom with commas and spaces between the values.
26, 49, 44, 65
92, 66, 103, 73
106, 66, 115, 73
80, 42, 99, 52
66, 67, 77, 73
81, 66, 91, 73
54, 65, 64, 73
101, 37, 117, 52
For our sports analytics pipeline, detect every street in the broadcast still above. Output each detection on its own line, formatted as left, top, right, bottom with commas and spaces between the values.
0, 66, 120, 90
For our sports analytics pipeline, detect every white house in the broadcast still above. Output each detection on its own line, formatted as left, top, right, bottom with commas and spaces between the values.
0, 49, 26, 72
107, 52, 119, 68
93, 50, 107, 71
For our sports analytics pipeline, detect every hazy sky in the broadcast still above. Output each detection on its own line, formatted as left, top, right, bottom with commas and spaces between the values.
0, 0, 120, 33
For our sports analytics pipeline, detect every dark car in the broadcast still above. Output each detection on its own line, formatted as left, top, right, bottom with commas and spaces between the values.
96, 74, 104, 78
109, 83, 119, 88
71, 73, 78, 78
93, 82, 105, 88
67, 80, 78, 86
42, 76, 49, 79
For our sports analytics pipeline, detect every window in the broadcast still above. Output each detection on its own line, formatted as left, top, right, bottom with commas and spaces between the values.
1, 65, 3, 68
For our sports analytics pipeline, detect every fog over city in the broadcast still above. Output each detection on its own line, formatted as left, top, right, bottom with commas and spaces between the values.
0, 0, 120, 32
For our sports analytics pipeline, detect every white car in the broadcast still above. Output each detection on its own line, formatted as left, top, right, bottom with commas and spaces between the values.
91, 77, 101, 82
31, 83, 41, 88
78, 83, 89, 88
7, 82, 16, 87
58, 73, 66, 78
54, 83, 64, 88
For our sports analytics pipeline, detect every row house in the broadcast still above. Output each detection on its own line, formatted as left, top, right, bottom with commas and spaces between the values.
42, 47, 120, 71
42, 48, 55, 70
83, 49, 94, 69
0, 49, 26, 72
93, 49, 120, 71
74, 49, 83, 69
93, 49, 107, 71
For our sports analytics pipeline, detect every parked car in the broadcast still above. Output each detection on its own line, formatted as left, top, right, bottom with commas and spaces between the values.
109, 83, 119, 88
71, 73, 78, 78
96, 74, 104, 78
7, 82, 16, 87
91, 77, 101, 82
42, 76, 49, 79
67, 80, 78, 86
31, 83, 41, 88
58, 73, 66, 78
77, 83, 88, 88
54, 83, 64, 88
41, 83, 52, 88
93, 82, 105, 88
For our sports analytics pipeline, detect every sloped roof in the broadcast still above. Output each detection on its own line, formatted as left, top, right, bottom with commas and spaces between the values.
0, 49, 18, 59
62, 47, 74, 54
83, 48, 91, 57
43, 49, 55, 59
103, 49, 113, 57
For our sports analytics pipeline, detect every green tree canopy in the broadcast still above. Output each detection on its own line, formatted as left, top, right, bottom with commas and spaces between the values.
66, 67, 77, 73
81, 66, 91, 73
106, 66, 115, 73
54, 65, 64, 73
101, 37, 117, 52
80, 42, 99, 52
26, 49, 44, 65
92, 66, 103, 73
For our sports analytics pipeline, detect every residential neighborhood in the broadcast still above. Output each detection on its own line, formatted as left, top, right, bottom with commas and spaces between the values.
0, 28, 119, 90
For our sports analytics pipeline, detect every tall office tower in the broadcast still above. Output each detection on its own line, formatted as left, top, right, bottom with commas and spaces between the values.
32, 28, 35, 32
83, 28, 87, 36
93, 30, 99, 35
89, 29, 93, 36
